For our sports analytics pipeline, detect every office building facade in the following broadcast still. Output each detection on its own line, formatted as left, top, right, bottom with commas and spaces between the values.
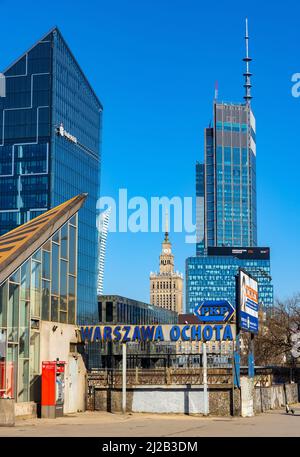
0, 28, 102, 324
186, 247, 273, 313
199, 102, 257, 249
98, 295, 178, 325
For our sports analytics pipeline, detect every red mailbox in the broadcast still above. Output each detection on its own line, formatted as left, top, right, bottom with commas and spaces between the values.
41, 360, 66, 418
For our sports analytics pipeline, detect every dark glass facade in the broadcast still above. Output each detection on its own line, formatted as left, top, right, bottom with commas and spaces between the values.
0, 28, 102, 324
186, 250, 273, 314
98, 295, 178, 325
196, 162, 205, 256
198, 102, 257, 249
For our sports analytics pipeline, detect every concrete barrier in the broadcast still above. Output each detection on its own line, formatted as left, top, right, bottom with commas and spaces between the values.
254, 383, 298, 414
91, 385, 239, 416
0, 399, 15, 427
15, 402, 37, 419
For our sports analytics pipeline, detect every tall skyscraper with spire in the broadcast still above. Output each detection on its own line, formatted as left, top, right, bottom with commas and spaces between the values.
201, 18, 257, 250
150, 214, 183, 314
188, 20, 273, 312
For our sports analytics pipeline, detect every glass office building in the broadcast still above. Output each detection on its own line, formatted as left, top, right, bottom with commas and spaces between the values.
197, 102, 257, 249
0, 28, 102, 324
196, 162, 205, 256
186, 247, 273, 314
98, 295, 178, 325
0, 194, 85, 401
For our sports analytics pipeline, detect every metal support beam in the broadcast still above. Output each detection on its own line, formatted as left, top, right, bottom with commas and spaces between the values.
122, 343, 127, 414
202, 342, 209, 416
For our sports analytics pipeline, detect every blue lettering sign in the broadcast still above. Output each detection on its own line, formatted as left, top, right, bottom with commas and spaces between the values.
154, 326, 164, 342
170, 326, 181, 341
194, 300, 235, 323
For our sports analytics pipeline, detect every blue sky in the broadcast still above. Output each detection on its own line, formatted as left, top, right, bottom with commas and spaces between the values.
0, 0, 299, 306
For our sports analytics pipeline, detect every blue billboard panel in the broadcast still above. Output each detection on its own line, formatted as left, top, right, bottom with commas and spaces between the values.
239, 270, 259, 333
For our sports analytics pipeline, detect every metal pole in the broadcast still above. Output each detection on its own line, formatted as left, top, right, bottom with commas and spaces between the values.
202, 342, 208, 416
248, 333, 255, 378
122, 343, 127, 414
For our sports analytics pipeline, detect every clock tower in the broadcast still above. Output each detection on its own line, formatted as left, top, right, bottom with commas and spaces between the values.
150, 215, 183, 314
160, 231, 174, 274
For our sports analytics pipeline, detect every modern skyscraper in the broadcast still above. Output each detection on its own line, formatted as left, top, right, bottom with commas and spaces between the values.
0, 28, 102, 323
196, 162, 205, 255
187, 20, 273, 313
150, 219, 183, 314
197, 20, 257, 249
97, 207, 111, 296
203, 102, 257, 248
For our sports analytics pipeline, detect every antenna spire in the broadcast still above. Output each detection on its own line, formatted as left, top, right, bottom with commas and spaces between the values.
243, 18, 252, 104
164, 208, 169, 241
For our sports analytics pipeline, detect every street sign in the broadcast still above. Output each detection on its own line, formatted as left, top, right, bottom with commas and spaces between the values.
194, 300, 235, 323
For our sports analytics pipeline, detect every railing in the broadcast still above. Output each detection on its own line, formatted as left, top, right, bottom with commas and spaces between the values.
88, 367, 233, 387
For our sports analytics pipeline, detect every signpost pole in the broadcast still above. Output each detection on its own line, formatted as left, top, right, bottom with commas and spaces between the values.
202, 342, 208, 416
248, 333, 255, 378
122, 342, 127, 414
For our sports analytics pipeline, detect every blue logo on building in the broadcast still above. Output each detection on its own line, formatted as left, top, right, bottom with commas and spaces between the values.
194, 300, 235, 323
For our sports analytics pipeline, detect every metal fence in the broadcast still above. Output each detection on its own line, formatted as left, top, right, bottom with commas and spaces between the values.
88, 367, 234, 387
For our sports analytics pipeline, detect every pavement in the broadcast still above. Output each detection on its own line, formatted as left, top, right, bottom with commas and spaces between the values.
0, 406, 300, 437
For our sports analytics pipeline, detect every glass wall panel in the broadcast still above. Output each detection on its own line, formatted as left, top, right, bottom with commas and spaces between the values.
51, 242, 59, 296
69, 225, 76, 275
31, 261, 41, 317
18, 359, 29, 402
61, 224, 68, 259
60, 260, 67, 311
0, 282, 8, 327
29, 332, 40, 381
6, 344, 17, 398
68, 275, 76, 324
20, 261, 30, 301
51, 295, 59, 322
42, 250, 50, 279
41, 280, 50, 321
8, 283, 19, 342
0, 329, 6, 396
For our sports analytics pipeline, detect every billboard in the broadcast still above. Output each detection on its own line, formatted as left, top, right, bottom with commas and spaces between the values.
238, 269, 259, 333
207, 246, 270, 260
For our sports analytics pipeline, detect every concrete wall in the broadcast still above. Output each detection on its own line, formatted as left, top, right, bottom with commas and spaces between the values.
241, 377, 254, 417
0, 399, 15, 426
91, 385, 238, 416
132, 386, 205, 414
15, 402, 37, 419
40, 322, 86, 414
254, 383, 298, 414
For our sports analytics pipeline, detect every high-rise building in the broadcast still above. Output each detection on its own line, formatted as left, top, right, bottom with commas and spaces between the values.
97, 207, 111, 296
150, 224, 183, 314
187, 20, 273, 313
0, 28, 102, 324
197, 21, 256, 249
203, 102, 257, 248
196, 162, 205, 255
186, 247, 273, 313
